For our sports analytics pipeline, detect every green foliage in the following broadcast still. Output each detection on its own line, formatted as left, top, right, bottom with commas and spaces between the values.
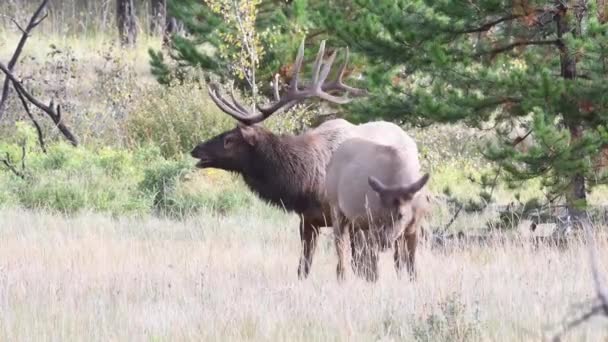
125, 76, 235, 158
320, 0, 608, 208
148, 49, 175, 85
126, 69, 321, 158
138, 158, 191, 211
0, 127, 255, 217
151, 0, 321, 96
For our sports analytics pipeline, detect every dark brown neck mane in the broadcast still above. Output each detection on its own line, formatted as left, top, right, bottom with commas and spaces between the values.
239, 131, 333, 214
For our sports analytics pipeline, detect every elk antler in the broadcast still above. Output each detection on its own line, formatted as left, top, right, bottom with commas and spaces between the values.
207, 39, 367, 125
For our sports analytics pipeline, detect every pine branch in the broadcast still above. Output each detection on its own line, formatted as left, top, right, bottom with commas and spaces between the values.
473, 96, 522, 112
456, 15, 522, 34
475, 39, 560, 57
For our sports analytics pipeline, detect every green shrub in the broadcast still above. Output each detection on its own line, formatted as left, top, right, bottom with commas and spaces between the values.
213, 187, 253, 214
412, 293, 482, 342
125, 73, 322, 159
18, 180, 87, 214
95, 147, 136, 177
0, 133, 257, 217
137, 160, 254, 218
126, 77, 235, 158
138, 159, 190, 209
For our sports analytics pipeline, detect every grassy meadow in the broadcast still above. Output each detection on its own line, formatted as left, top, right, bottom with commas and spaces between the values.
0, 208, 607, 341
1, 4, 608, 341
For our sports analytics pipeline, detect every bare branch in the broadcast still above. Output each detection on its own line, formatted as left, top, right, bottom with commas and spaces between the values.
456, 15, 522, 34
0, 62, 78, 146
10, 18, 27, 34
13, 84, 46, 153
551, 223, 608, 341
0, 0, 51, 120
585, 224, 608, 313
0, 150, 26, 180
552, 304, 604, 341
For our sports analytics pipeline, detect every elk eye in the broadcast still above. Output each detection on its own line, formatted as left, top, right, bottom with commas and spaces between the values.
224, 136, 235, 148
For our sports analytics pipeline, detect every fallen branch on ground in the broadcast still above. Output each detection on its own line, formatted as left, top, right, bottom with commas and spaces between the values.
551, 223, 608, 341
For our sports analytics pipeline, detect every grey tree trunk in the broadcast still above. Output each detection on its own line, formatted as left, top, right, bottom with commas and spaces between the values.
149, 0, 182, 46
555, 1, 586, 223
116, 0, 137, 47
150, 0, 166, 34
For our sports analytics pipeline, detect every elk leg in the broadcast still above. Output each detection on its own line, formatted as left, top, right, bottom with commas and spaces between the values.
363, 235, 379, 282
297, 215, 320, 279
349, 226, 368, 278
331, 209, 349, 282
351, 228, 379, 282
394, 231, 418, 281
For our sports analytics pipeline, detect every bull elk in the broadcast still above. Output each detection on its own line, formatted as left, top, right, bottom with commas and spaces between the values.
326, 138, 431, 282
191, 39, 422, 280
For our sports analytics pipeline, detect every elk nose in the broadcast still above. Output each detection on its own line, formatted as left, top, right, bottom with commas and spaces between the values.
190, 146, 200, 158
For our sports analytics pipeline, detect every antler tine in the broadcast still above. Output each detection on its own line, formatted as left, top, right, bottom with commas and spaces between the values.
289, 39, 306, 91
337, 46, 349, 79
208, 84, 241, 115
317, 50, 338, 87
316, 88, 356, 104
208, 84, 264, 124
322, 47, 368, 97
310, 40, 326, 85
272, 74, 280, 101
229, 83, 251, 114
209, 39, 367, 125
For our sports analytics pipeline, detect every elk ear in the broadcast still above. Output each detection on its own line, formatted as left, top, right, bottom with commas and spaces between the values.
238, 124, 258, 146
368, 176, 387, 194
409, 173, 430, 194
398, 173, 430, 199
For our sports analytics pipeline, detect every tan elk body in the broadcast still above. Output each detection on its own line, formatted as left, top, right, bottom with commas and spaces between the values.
326, 137, 430, 281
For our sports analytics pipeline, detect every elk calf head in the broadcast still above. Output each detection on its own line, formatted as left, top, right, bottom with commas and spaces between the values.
367, 173, 430, 249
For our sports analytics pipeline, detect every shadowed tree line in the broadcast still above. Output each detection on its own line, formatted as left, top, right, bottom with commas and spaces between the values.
1, 0, 182, 46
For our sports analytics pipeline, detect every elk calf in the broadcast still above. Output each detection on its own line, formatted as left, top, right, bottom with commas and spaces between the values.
326, 138, 430, 282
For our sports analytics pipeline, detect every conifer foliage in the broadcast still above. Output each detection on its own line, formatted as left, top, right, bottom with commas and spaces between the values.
148, 0, 316, 97
321, 0, 608, 217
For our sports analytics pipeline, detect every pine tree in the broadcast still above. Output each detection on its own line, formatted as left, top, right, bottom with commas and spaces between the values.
148, 0, 318, 97
320, 0, 608, 221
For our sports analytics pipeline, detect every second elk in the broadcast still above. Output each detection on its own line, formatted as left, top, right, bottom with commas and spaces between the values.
326, 137, 430, 282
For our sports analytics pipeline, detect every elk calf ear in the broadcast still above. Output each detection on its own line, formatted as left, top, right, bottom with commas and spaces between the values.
407, 173, 430, 194
369, 176, 397, 207
238, 124, 259, 146
368, 176, 387, 194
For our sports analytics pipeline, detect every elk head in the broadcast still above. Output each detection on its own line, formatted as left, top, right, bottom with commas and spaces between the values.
367, 173, 430, 248
190, 39, 366, 172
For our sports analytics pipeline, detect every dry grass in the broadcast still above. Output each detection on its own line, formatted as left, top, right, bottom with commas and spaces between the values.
0, 208, 606, 341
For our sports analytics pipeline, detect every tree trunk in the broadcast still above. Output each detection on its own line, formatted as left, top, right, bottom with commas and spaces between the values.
599, 0, 608, 24
163, 16, 183, 47
150, 0, 165, 34
149, 0, 182, 47
555, 1, 587, 222
116, 0, 137, 47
